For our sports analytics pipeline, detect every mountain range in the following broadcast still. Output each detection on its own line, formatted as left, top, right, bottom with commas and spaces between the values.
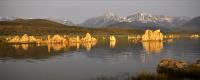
45, 18, 76, 26
79, 12, 192, 30
79, 12, 200, 32
0, 12, 199, 33
181, 16, 200, 32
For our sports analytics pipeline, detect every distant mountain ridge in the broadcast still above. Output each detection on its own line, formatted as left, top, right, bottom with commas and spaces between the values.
181, 16, 200, 32
0, 17, 76, 26
79, 12, 191, 29
78, 12, 127, 28
45, 18, 75, 26
0, 12, 199, 33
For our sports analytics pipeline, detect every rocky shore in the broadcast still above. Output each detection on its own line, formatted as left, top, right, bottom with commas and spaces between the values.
157, 58, 200, 78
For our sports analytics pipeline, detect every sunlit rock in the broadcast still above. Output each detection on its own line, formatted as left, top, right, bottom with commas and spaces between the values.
20, 34, 29, 42
142, 41, 163, 53
142, 29, 164, 41
69, 35, 81, 43
158, 58, 188, 70
8, 34, 38, 43
48, 34, 67, 43
110, 35, 116, 41
190, 34, 199, 38
29, 36, 37, 42
8, 35, 20, 43
165, 34, 181, 39
81, 33, 97, 43
7, 33, 98, 52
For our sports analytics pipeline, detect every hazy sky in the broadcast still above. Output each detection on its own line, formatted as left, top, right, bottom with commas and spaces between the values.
0, 0, 200, 23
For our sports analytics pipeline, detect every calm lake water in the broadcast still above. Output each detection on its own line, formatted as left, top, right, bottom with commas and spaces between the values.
0, 37, 200, 80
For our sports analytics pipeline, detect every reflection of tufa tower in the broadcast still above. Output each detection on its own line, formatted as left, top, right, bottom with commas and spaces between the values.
48, 35, 51, 42
142, 41, 163, 53
110, 40, 116, 48
109, 35, 116, 48
76, 36, 80, 50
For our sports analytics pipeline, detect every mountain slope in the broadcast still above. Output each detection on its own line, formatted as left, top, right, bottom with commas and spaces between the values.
79, 12, 127, 28
0, 19, 87, 35
0, 19, 144, 35
45, 18, 75, 26
182, 16, 200, 32
106, 21, 172, 32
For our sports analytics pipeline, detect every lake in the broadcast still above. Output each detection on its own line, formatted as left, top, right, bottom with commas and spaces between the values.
0, 37, 199, 80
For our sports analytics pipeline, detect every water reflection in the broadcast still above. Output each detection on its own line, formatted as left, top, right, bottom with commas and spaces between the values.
12, 44, 29, 50
21, 44, 29, 50
9, 38, 164, 57
69, 42, 80, 51
11, 41, 97, 53
0, 44, 51, 59
1, 38, 200, 80
110, 40, 116, 48
142, 41, 163, 53
82, 42, 97, 51
3, 38, 199, 61
12, 44, 20, 49
47, 43, 68, 52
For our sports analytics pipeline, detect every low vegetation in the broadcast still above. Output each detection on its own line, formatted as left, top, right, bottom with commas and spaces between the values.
0, 19, 143, 36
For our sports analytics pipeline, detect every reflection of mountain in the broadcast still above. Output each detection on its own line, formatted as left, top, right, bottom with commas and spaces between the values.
142, 41, 163, 53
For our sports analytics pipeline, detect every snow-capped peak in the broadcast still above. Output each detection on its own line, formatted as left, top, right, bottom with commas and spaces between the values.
100, 12, 127, 22
126, 12, 175, 23
103, 12, 115, 17
136, 12, 152, 16
80, 11, 191, 28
